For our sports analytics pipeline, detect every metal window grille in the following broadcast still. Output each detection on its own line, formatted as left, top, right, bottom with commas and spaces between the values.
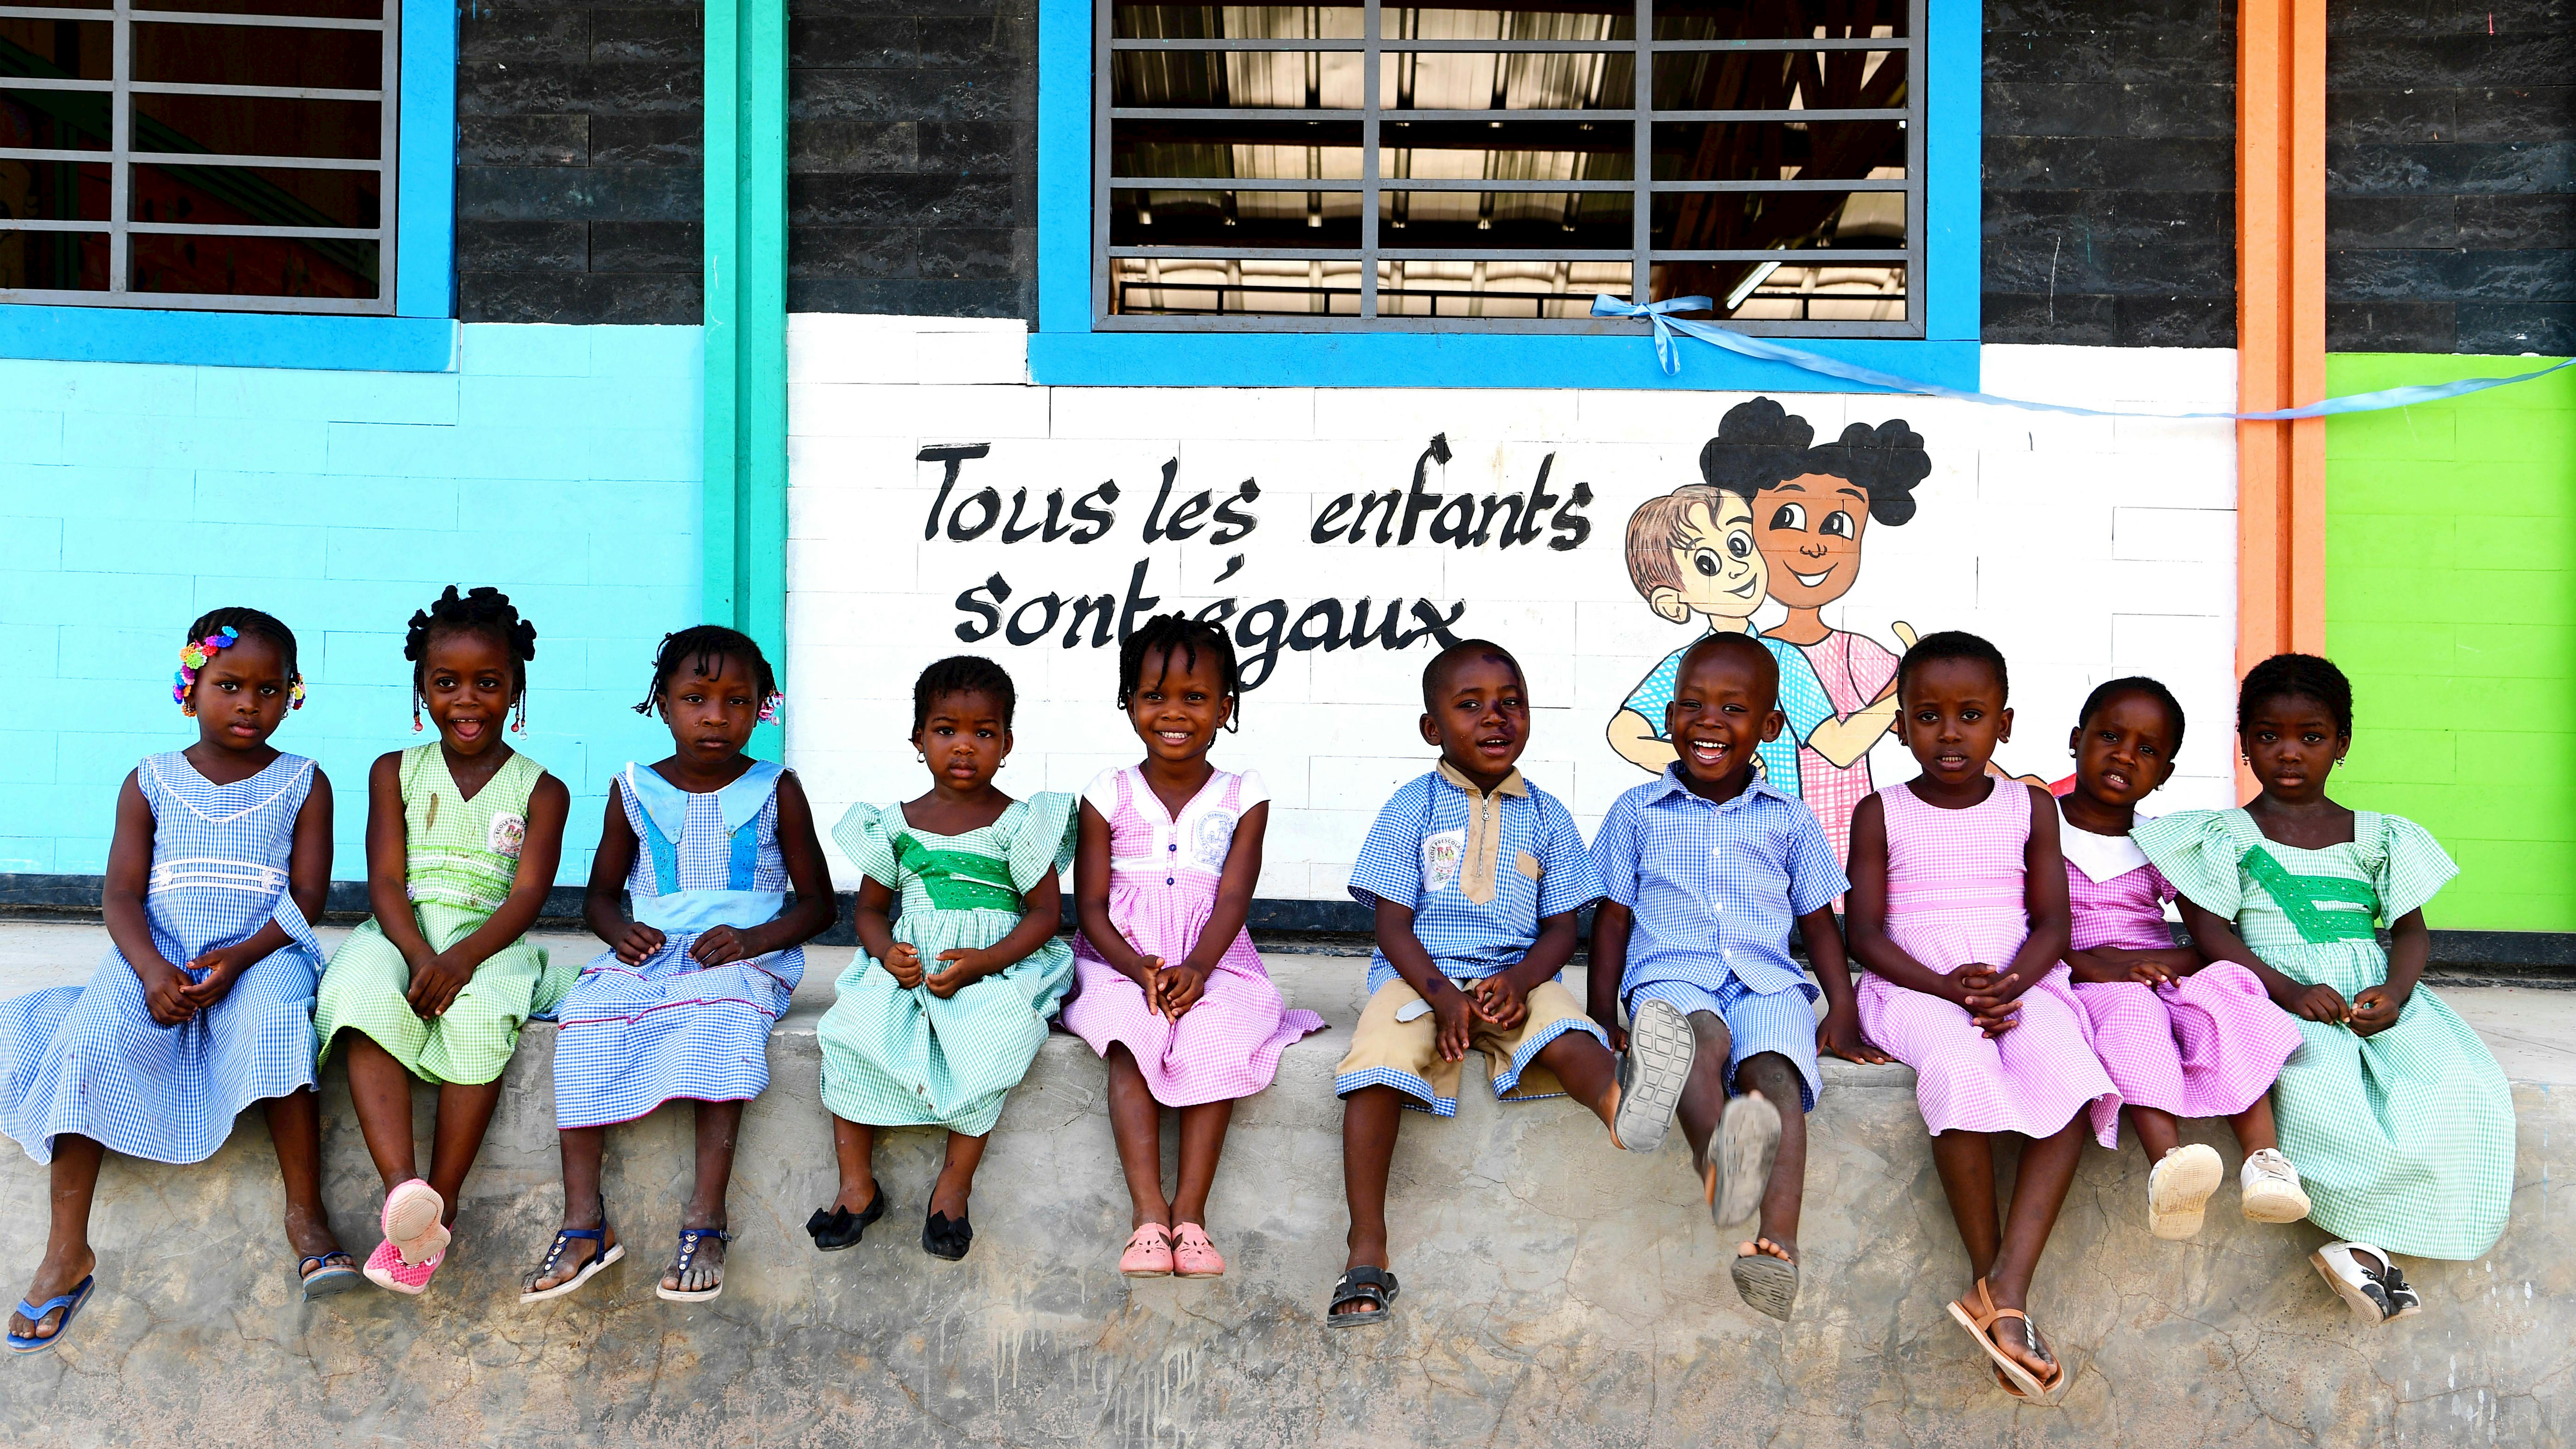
1097, 0, 1923, 334
0, 0, 397, 312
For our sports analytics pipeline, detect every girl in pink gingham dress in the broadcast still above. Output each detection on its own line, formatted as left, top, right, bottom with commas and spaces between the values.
1065, 615, 1324, 1280
2055, 678, 2308, 1242
1845, 632, 2114, 1405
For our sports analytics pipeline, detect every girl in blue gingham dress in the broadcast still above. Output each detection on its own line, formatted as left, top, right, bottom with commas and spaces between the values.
0, 608, 357, 1353
523, 627, 835, 1307
550, 761, 806, 1126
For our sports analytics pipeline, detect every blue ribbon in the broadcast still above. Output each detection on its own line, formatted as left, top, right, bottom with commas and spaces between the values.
1591, 295, 2575, 420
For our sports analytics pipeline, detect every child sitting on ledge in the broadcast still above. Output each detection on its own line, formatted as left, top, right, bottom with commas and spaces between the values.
1325, 638, 1686, 1328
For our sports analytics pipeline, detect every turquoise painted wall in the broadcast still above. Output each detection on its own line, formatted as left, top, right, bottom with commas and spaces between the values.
0, 324, 704, 886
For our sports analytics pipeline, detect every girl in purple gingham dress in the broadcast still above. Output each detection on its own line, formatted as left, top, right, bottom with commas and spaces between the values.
1065, 616, 1324, 1279
1845, 632, 2112, 1404
2055, 678, 2308, 1241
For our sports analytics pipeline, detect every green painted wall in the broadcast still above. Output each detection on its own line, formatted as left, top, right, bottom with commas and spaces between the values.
2325, 353, 2576, 933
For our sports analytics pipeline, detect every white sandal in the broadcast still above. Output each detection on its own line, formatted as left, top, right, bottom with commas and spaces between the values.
2310, 1240, 2403, 1324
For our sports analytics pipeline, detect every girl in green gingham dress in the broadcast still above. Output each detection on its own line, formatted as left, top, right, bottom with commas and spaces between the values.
2137, 655, 2513, 1325
313, 587, 573, 1295
808, 657, 1076, 1262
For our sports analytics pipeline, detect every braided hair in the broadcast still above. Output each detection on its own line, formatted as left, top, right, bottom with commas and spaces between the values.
2238, 652, 2352, 738
186, 606, 298, 679
405, 585, 538, 733
1117, 612, 1242, 730
912, 654, 1017, 733
634, 625, 778, 718
2077, 675, 2186, 756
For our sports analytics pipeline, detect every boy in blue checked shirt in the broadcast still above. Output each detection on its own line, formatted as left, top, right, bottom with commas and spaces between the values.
1325, 640, 1696, 1329
1588, 632, 1888, 1321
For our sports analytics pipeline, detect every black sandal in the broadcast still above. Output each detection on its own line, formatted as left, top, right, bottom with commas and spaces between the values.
807, 1185, 887, 1253
1326, 1266, 1401, 1328
922, 1206, 973, 1261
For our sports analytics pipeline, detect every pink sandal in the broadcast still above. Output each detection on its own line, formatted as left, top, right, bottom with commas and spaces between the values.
1119, 1224, 1174, 1277
1170, 1222, 1225, 1278
364, 1178, 452, 1295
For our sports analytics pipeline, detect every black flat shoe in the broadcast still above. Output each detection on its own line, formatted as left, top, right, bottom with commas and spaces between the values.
923, 1206, 973, 1261
806, 1185, 887, 1252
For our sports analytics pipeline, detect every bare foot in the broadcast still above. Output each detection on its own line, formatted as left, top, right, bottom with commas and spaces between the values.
927, 1169, 973, 1222
661, 1225, 726, 1296
833, 1177, 881, 1217
281, 1201, 343, 1265
6, 1246, 96, 1344
523, 1211, 618, 1295
1738, 1234, 1796, 1265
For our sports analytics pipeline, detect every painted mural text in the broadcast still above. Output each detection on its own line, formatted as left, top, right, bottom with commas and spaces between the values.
921, 436, 1579, 689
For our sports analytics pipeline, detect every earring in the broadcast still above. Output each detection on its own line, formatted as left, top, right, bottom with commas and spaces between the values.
181, 703, 197, 719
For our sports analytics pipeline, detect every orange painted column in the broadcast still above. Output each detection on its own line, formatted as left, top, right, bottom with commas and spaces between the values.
2236, 0, 2327, 797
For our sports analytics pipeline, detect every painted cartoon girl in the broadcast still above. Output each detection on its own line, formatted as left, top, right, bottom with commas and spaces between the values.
1702, 397, 1929, 862
1607, 482, 1835, 795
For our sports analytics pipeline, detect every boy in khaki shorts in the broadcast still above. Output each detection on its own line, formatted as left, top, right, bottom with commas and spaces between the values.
1324, 639, 1696, 1328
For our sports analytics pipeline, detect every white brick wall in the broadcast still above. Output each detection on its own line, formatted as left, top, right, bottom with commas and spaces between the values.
785, 316, 2241, 897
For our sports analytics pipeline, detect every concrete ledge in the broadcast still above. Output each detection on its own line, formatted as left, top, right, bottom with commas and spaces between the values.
7, 872, 2573, 973
0, 924, 2570, 1446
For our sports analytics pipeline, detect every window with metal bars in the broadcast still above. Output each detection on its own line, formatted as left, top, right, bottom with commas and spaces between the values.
1097, 0, 1920, 333
0, 0, 396, 312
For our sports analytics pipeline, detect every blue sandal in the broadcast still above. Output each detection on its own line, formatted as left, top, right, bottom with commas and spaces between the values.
520, 1217, 624, 1305
656, 1227, 731, 1303
7, 1274, 95, 1355
298, 1251, 363, 1301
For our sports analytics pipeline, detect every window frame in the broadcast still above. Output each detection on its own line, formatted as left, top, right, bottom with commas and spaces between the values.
1092, 0, 1925, 337
0, 0, 454, 369
1035, 0, 1979, 390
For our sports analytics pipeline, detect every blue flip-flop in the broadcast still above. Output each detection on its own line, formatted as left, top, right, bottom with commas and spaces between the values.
7, 1274, 95, 1356
298, 1252, 363, 1302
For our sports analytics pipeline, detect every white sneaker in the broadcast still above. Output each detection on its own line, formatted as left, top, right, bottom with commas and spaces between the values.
2240, 1147, 2312, 1224
2146, 1143, 2224, 1240
2311, 1240, 2405, 1325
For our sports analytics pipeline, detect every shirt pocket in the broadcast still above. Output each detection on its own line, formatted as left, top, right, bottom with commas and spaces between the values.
1516, 849, 1544, 882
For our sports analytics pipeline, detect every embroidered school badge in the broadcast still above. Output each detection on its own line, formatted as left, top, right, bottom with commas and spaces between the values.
1191, 810, 1237, 871
1421, 829, 1466, 893
488, 812, 528, 859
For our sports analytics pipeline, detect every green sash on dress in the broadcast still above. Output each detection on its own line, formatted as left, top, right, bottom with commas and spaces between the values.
892, 833, 1021, 913
2240, 846, 2381, 946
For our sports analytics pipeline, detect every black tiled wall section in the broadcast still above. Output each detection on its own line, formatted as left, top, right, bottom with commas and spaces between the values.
1981, 0, 2238, 347
456, 0, 706, 325
785, 0, 1038, 316
2327, 0, 2576, 353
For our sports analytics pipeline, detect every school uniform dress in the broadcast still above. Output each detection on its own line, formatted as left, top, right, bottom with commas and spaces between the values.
815, 794, 1077, 1137
1589, 771, 1846, 1112
0, 752, 325, 1166
2135, 808, 2514, 1259
312, 745, 574, 1085
1062, 767, 1324, 1106
1332, 763, 1609, 1116
1854, 781, 2120, 1146
548, 761, 805, 1130
2061, 822, 2301, 1125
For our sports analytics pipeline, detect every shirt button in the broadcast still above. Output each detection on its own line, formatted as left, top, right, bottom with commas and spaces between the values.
1169, 843, 1178, 852
1167, 877, 1175, 885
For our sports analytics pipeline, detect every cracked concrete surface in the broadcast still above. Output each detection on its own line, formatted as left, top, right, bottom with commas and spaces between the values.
0, 922, 2568, 1447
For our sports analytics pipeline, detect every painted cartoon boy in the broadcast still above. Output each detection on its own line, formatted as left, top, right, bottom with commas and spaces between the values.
1607, 484, 1831, 793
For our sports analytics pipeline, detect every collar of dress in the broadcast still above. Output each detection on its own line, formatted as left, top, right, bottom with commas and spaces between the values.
1435, 762, 1525, 905
2061, 819, 2152, 884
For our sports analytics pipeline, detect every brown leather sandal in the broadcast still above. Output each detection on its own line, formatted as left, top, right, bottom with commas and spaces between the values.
1946, 1277, 2068, 1404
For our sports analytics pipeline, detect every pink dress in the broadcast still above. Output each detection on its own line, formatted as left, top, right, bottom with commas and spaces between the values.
1856, 780, 2120, 1146
2062, 821, 2301, 1125
1063, 767, 1325, 1106
1791, 628, 1900, 865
